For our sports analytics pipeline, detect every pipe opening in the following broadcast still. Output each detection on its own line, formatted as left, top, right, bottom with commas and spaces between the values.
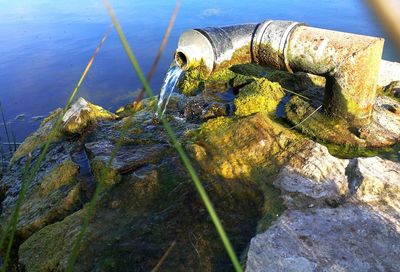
175, 51, 188, 69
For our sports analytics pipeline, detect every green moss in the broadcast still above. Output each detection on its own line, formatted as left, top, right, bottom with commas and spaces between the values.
196, 116, 233, 138
378, 81, 400, 102
18, 209, 85, 272
115, 101, 144, 117
230, 63, 269, 78
234, 78, 285, 117
63, 102, 116, 135
285, 96, 364, 146
190, 113, 301, 179
177, 60, 208, 96
39, 160, 79, 197
326, 142, 400, 161
11, 110, 64, 164
90, 158, 121, 187
207, 67, 236, 82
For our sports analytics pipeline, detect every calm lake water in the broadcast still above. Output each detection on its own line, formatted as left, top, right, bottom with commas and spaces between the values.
0, 0, 398, 144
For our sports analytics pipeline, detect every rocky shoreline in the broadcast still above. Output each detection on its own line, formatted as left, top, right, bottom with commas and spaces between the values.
1, 60, 400, 271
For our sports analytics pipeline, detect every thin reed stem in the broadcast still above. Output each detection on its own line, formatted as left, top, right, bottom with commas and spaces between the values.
1, 155, 32, 272
151, 240, 177, 272
0, 135, 5, 165
133, 0, 181, 106
0, 102, 12, 155
11, 131, 17, 153
290, 105, 323, 129
104, 2, 243, 271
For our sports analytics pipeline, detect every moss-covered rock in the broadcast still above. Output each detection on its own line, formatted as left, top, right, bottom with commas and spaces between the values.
189, 113, 303, 179
1, 145, 81, 241
285, 93, 400, 148
177, 61, 208, 96
234, 79, 284, 117
4, 58, 400, 272
18, 208, 85, 272
11, 98, 116, 165
62, 97, 117, 134
285, 95, 364, 146
10, 109, 63, 164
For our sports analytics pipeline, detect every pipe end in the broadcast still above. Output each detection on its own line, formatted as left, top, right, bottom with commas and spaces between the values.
174, 29, 214, 74
174, 50, 189, 70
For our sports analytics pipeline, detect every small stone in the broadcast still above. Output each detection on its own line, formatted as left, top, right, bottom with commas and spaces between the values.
31, 115, 45, 122
15, 113, 25, 121
201, 103, 228, 120
384, 104, 400, 114
62, 97, 117, 134
110, 201, 120, 209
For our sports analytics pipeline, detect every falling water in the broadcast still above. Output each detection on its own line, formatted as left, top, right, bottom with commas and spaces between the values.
156, 65, 184, 118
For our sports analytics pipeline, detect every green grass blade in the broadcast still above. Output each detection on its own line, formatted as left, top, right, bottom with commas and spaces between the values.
1, 155, 32, 272
66, 106, 134, 271
11, 130, 17, 153
105, 2, 243, 271
0, 102, 13, 155
0, 135, 5, 165
133, 0, 181, 105
0, 26, 113, 271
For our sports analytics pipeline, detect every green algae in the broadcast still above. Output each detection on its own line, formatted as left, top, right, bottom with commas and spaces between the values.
326, 142, 400, 162
177, 60, 208, 96
90, 158, 121, 187
63, 100, 116, 135
378, 81, 400, 103
11, 109, 64, 165
285, 95, 364, 146
234, 79, 285, 117
39, 160, 79, 197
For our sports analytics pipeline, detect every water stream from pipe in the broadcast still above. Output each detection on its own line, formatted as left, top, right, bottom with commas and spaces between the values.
156, 65, 184, 118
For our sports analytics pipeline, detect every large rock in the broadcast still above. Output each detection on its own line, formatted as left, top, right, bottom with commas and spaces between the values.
0, 142, 82, 240
246, 204, 400, 272
246, 143, 400, 271
273, 144, 349, 209
2, 60, 400, 271
378, 60, 400, 87
16, 98, 266, 271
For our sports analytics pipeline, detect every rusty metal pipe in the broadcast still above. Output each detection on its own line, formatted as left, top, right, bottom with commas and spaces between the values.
174, 20, 385, 127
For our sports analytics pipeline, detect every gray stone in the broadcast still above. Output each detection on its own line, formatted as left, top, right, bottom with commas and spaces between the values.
274, 144, 349, 208
62, 97, 117, 134
247, 142, 400, 271
246, 204, 400, 272
378, 60, 400, 87
85, 140, 167, 174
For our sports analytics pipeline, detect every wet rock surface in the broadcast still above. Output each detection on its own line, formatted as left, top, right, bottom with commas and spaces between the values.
1, 60, 400, 271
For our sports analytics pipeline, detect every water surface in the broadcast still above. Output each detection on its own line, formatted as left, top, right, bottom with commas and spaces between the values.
0, 0, 398, 144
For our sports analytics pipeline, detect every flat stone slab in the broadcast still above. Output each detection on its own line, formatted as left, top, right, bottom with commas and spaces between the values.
379, 60, 400, 87
247, 143, 400, 271
246, 204, 400, 272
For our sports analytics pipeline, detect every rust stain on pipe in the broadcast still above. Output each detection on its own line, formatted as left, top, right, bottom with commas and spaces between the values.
286, 26, 384, 125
